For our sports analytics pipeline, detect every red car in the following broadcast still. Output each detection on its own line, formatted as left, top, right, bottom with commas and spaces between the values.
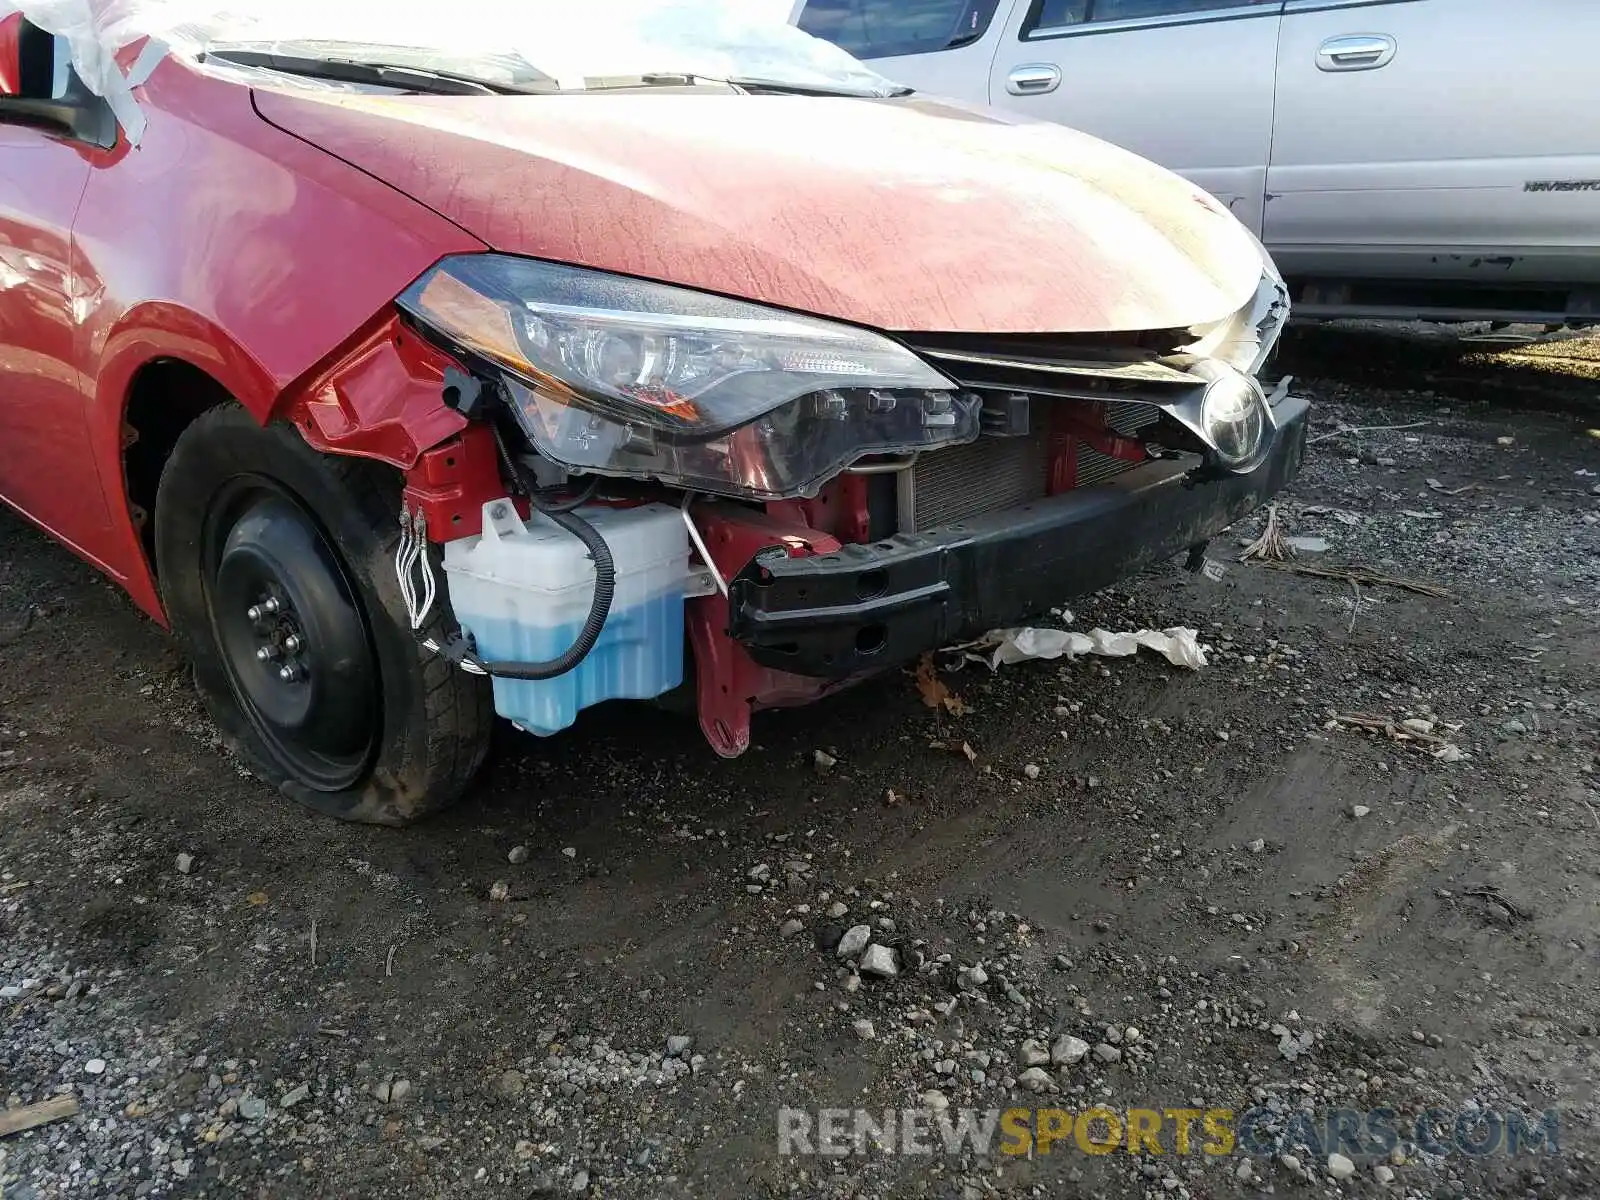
0, 4, 1304, 823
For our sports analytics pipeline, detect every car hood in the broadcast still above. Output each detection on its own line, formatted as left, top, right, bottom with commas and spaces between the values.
253, 88, 1264, 335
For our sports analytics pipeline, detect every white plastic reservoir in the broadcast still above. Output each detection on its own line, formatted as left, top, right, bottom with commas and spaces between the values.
442, 499, 689, 735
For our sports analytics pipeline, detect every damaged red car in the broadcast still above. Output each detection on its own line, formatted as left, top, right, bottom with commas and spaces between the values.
0, 1, 1304, 823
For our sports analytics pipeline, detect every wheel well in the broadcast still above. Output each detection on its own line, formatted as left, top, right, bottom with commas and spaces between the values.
123, 359, 233, 571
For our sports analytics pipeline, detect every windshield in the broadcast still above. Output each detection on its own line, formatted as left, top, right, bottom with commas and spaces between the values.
1, 0, 900, 138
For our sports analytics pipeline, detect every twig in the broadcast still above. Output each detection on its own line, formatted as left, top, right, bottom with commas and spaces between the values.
309, 919, 318, 967
1583, 797, 1600, 835
1256, 561, 1452, 598
0, 1095, 79, 1137
1239, 502, 1292, 562
385, 944, 396, 977
316, 1026, 349, 1038
1309, 420, 1431, 445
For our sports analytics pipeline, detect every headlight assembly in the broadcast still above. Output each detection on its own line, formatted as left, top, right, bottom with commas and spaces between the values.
397, 255, 980, 500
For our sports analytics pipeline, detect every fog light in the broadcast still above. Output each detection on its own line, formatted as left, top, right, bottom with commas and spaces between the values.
1199, 369, 1268, 471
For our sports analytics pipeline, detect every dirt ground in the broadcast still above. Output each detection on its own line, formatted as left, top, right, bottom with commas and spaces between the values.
2, 326, 1598, 1199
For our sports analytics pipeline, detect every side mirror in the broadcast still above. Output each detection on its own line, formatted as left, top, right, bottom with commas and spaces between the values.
0, 12, 23, 98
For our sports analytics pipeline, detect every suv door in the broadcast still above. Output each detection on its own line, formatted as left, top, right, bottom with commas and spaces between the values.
986, 0, 1284, 233
1266, 0, 1600, 319
0, 20, 118, 550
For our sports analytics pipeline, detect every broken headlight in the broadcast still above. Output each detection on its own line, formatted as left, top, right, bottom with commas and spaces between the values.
397, 255, 979, 499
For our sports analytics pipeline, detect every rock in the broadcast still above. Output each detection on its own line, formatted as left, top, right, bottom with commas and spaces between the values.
570, 1169, 590, 1193
826, 901, 849, 919
1092, 1043, 1121, 1064
1401, 717, 1435, 736
175, 852, 194, 875
561, 847, 577, 858
489, 880, 510, 901
859, 944, 899, 979
778, 918, 805, 938
1327, 1152, 1356, 1180
1501, 718, 1528, 735
1123, 1026, 1141, 1043
1017, 1039, 1049, 1068
370, 1081, 391, 1103
816, 924, 845, 953
921, 1090, 949, 1111
957, 964, 988, 991
813, 749, 838, 774
665, 1035, 693, 1058
1235, 1157, 1254, 1182
1023, 763, 1041, 780
507, 845, 530, 865
1374, 1164, 1396, 1186
1349, 804, 1371, 819
237, 1095, 268, 1121
1286, 535, 1330, 554
1016, 1067, 1055, 1094
1247, 838, 1266, 854
389, 1079, 413, 1102
1050, 1035, 1089, 1066
842, 973, 861, 993
83, 1058, 106, 1075
852, 1019, 876, 1041
493, 1070, 525, 1098
836, 924, 872, 960
1280, 1153, 1302, 1174
280, 1083, 309, 1108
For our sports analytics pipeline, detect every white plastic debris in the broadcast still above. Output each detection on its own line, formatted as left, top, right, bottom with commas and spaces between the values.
987, 626, 1208, 671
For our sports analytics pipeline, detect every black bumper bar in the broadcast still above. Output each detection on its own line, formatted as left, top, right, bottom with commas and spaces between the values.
728, 395, 1309, 678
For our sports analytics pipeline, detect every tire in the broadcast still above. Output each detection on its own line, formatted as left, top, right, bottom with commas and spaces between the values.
153, 405, 493, 824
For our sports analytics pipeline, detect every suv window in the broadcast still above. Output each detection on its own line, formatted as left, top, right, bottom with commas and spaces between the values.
797, 0, 1003, 58
16, 21, 71, 100
1029, 0, 1272, 35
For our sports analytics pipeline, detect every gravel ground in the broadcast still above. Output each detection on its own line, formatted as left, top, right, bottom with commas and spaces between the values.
1, 326, 1598, 1199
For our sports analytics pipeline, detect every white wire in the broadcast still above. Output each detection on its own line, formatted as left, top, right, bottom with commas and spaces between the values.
394, 508, 417, 624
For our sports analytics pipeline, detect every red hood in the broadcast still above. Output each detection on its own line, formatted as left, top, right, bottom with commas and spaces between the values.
253, 88, 1263, 335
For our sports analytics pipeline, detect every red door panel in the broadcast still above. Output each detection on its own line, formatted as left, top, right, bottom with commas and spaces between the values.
0, 124, 118, 565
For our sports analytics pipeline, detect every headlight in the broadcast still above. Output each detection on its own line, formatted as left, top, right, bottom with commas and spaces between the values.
1183, 252, 1290, 376
397, 255, 980, 499
1190, 360, 1271, 472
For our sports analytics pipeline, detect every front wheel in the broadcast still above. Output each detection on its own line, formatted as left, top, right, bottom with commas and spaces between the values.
154, 406, 492, 824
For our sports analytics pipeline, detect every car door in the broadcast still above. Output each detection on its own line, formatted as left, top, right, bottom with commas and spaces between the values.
985, 0, 1284, 233
1266, 0, 1600, 311
0, 19, 118, 551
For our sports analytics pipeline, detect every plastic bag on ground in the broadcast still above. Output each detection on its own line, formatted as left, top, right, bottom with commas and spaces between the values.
988, 626, 1208, 671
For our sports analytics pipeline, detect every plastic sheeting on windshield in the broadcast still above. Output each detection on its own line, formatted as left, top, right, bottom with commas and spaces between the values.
0, 0, 896, 145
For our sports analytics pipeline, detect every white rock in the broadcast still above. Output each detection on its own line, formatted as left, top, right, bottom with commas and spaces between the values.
507, 845, 530, 865
1247, 838, 1266, 854
280, 1083, 309, 1108
83, 1058, 106, 1075
813, 749, 838, 772
836, 925, 872, 960
1017, 1039, 1050, 1068
1327, 1152, 1356, 1180
1092, 1042, 1121, 1063
561, 847, 577, 858
826, 901, 849, 919
920, 1090, 949, 1111
1350, 804, 1371, 819
852, 1018, 876, 1041
1023, 763, 1041, 780
665, 1035, 693, 1058
1373, 1163, 1396, 1186
175, 852, 194, 875
1016, 1067, 1055, 1093
489, 880, 510, 901
778, 918, 805, 938
1050, 1035, 1090, 1065
858, 944, 899, 979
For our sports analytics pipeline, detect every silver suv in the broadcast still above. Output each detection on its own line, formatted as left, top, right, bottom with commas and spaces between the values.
792, 0, 1600, 326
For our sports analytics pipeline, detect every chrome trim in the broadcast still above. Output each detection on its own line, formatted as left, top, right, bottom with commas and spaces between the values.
845, 455, 920, 475
1006, 63, 1062, 94
1023, 3, 1281, 43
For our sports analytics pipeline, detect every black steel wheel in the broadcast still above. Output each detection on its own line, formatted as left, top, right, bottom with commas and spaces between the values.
155, 405, 492, 824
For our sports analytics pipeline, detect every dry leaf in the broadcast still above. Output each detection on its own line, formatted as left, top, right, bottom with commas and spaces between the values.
914, 653, 968, 715
246, 891, 268, 907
